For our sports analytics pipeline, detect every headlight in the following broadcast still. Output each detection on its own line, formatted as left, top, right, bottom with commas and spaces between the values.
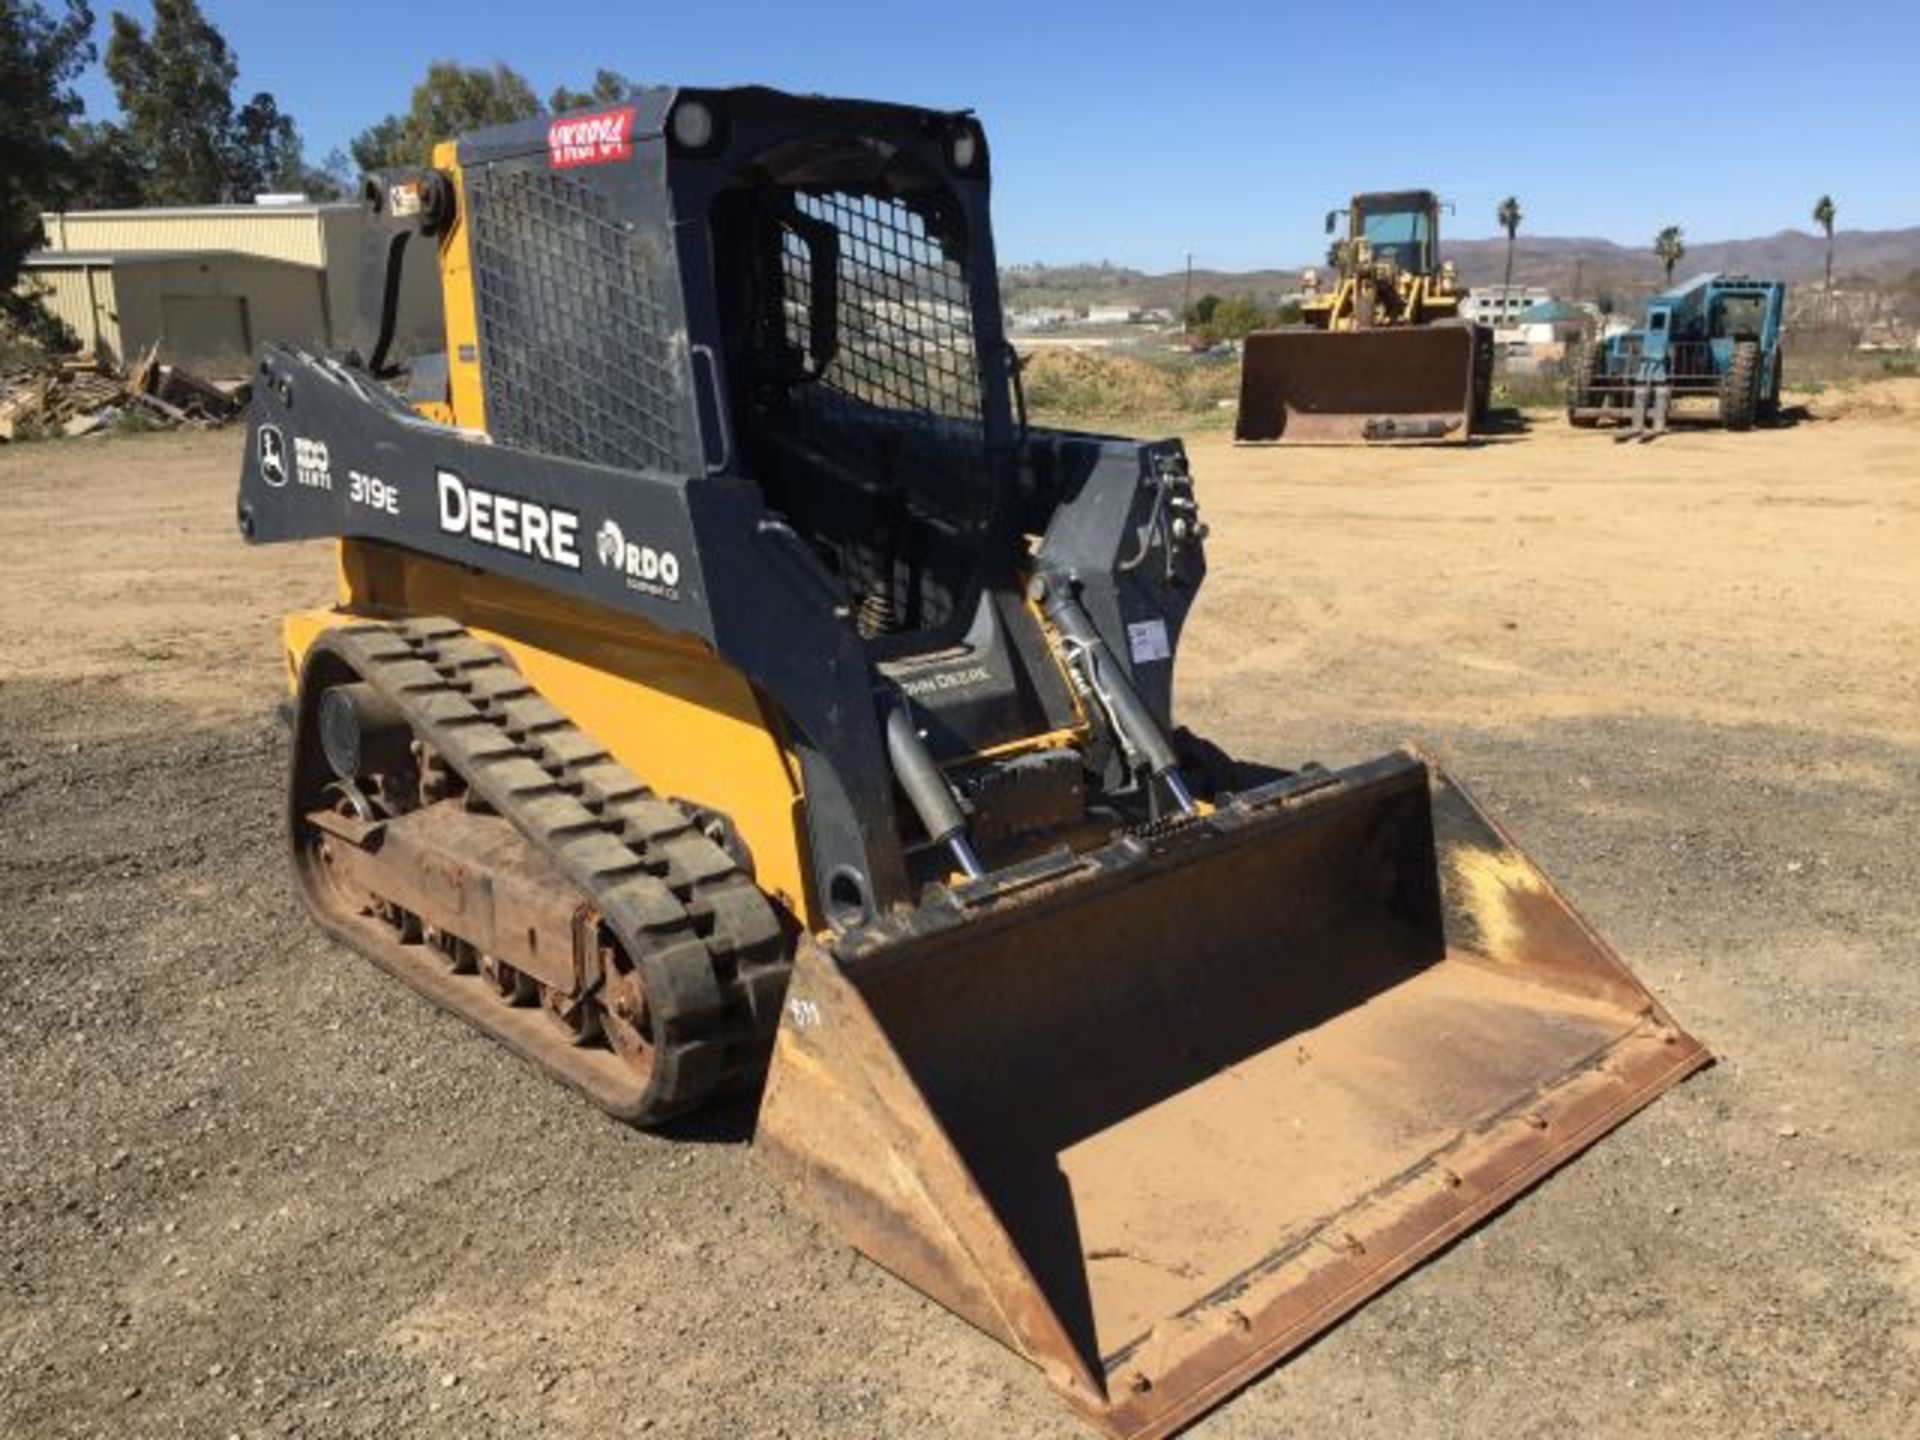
948, 124, 981, 173
669, 99, 716, 151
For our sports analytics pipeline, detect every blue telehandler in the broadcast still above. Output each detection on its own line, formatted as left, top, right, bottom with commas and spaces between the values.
1567, 273, 1786, 440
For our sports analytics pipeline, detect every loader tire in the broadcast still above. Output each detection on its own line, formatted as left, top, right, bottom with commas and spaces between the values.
1760, 349, 1782, 421
1721, 341, 1761, 431
1471, 326, 1495, 425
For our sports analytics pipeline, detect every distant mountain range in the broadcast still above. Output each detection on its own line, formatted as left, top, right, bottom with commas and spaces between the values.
1003, 227, 1920, 310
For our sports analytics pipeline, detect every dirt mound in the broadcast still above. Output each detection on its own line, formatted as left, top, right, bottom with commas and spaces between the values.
1800, 376, 1920, 425
1019, 348, 1238, 419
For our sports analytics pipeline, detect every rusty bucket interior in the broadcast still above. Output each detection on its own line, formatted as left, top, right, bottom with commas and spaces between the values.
1235, 326, 1479, 444
755, 752, 1707, 1439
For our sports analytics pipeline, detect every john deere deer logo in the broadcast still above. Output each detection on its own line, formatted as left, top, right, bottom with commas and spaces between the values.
596, 518, 625, 567
257, 425, 288, 487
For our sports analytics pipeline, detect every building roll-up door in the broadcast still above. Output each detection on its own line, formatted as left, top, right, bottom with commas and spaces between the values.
159, 295, 252, 374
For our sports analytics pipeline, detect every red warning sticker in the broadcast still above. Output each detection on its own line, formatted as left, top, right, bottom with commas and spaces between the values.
547, 107, 636, 168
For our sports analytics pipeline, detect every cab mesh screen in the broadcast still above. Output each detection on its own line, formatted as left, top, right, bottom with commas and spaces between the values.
464, 166, 688, 471
780, 191, 982, 423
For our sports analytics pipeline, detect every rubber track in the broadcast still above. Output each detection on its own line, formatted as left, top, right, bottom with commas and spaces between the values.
310, 617, 791, 1123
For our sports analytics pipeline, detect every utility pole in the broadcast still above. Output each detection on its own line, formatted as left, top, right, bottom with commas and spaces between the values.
1183, 252, 1194, 334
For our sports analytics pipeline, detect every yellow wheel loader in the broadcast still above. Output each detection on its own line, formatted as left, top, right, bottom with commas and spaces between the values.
236, 88, 1704, 1437
1236, 189, 1494, 444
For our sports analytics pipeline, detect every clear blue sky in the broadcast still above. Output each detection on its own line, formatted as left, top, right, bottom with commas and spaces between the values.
72, 0, 1918, 271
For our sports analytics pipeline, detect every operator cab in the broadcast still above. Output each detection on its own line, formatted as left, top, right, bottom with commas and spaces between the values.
700, 108, 1014, 656
1331, 190, 1441, 275
677, 94, 1075, 779
1713, 291, 1770, 342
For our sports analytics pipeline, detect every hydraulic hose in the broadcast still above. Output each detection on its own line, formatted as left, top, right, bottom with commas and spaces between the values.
884, 702, 986, 881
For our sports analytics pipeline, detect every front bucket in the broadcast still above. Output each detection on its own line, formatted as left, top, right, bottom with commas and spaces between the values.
1235, 325, 1479, 444
755, 752, 1707, 1438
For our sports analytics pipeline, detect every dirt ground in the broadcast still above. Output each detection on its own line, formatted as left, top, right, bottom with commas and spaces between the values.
3, 390, 1917, 1439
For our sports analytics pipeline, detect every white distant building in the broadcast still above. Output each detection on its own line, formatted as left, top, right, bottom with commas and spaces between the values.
1083, 303, 1142, 326
1008, 306, 1075, 332
1498, 300, 1599, 374
1512, 300, 1592, 348
1462, 285, 1551, 331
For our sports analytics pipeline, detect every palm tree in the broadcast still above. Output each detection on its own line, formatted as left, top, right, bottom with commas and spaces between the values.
1813, 195, 1836, 293
1653, 225, 1686, 286
1496, 196, 1522, 298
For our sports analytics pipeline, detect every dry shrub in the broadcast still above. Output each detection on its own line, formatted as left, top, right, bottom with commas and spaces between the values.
1020, 349, 1238, 424
1495, 369, 1567, 410
1805, 376, 1920, 424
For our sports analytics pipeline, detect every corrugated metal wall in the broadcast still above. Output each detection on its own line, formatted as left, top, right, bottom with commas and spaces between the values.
38, 207, 343, 269
315, 208, 362, 346
19, 265, 120, 358
20, 255, 330, 374
115, 256, 330, 375
25, 204, 444, 364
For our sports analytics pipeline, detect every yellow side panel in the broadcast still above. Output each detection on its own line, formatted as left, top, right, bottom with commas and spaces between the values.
430, 142, 486, 431
285, 542, 817, 927
283, 609, 333, 692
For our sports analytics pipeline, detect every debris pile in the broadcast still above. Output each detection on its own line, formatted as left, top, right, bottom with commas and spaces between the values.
0, 350, 245, 440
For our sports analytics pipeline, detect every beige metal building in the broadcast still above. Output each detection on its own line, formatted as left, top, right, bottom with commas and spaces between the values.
20, 202, 441, 376
21, 250, 328, 375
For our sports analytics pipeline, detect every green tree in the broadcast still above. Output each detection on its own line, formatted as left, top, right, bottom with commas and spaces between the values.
1812, 194, 1836, 293
313, 147, 356, 200
549, 67, 635, 114
0, 0, 95, 342
103, 0, 323, 202
232, 90, 304, 193
1185, 293, 1294, 344
351, 61, 541, 171
1218, 296, 1274, 339
1496, 195, 1522, 297
1653, 224, 1685, 286
1184, 293, 1221, 329
66, 120, 147, 208
104, 0, 239, 202
347, 115, 405, 175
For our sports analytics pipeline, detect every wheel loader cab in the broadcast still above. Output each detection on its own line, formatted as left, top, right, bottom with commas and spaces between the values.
1353, 193, 1436, 274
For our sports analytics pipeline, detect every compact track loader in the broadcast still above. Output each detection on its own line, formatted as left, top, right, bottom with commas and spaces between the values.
1236, 190, 1493, 444
236, 87, 1705, 1437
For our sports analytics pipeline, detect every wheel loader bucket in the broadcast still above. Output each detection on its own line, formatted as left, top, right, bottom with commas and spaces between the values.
756, 750, 1706, 1438
1235, 325, 1479, 444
